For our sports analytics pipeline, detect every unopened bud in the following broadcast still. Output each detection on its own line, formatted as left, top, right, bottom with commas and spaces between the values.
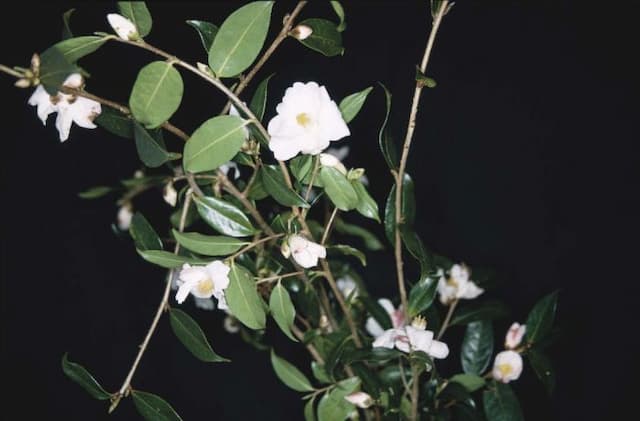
197, 62, 215, 77
290, 24, 313, 40
107, 13, 140, 41
14, 78, 31, 88
30, 53, 40, 74
344, 392, 373, 409
319, 153, 347, 175
280, 239, 291, 258
163, 182, 178, 207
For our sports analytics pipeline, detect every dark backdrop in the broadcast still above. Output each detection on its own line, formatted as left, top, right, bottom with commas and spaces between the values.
1, 1, 637, 420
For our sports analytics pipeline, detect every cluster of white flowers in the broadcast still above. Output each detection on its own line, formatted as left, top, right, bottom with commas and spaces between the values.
436, 263, 484, 304
492, 322, 526, 383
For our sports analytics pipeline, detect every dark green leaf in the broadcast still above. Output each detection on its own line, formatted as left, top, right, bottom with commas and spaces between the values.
95, 107, 133, 138
333, 219, 384, 251
46, 36, 107, 64
261, 165, 309, 207
451, 300, 509, 326
461, 320, 494, 375
39, 47, 78, 95
183, 115, 248, 173
304, 395, 317, 421
226, 264, 266, 329
330, 1, 346, 32
450, 373, 486, 393
186, 20, 218, 53
401, 226, 432, 276
317, 377, 361, 421
130, 61, 183, 129
193, 195, 256, 237
118, 1, 152, 37
169, 308, 229, 362
407, 275, 438, 317
290, 155, 314, 183
330, 244, 366, 266
136, 250, 206, 268
339, 86, 372, 123
131, 390, 182, 421
78, 186, 113, 199
270, 350, 314, 392
452, 403, 482, 421
483, 382, 524, 421
528, 349, 555, 395
525, 290, 559, 344
358, 296, 392, 330
311, 362, 332, 384
62, 8, 75, 40
61, 353, 110, 400
319, 167, 358, 211
344, 347, 402, 364
377, 83, 397, 169
249, 73, 274, 121
134, 121, 177, 168
130, 212, 163, 251
352, 180, 379, 222
384, 173, 415, 243
172, 230, 247, 256
297, 18, 344, 57
247, 173, 269, 200
269, 282, 298, 342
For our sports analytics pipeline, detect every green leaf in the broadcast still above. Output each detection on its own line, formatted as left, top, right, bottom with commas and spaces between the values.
525, 290, 559, 344
333, 219, 384, 251
131, 390, 182, 421
134, 122, 177, 168
261, 165, 309, 207
186, 20, 218, 53
61, 353, 110, 400
130, 61, 184, 129
118, 1, 152, 37
193, 195, 256, 237
407, 275, 438, 317
95, 107, 134, 138
527, 349, 555, 395
384, 173, 415, 243
169, 308, 229, 362
377, 83, 397, 170
269, 282, 298, 342
450, 373, 486, 393
461, 320, 494, 375
483, 382, 524, 421
248, 73, 274, 122
451, 301, 509, 326
226, 264, 266, 329
304, 395, 317, 421
39, 47, 78, 95
319, 167, 358, 211
46, 36, 107, 64
136, 250, 206, 268
78, 186, 113, 199
172, 230, 247, 256
339, 87, 372, 124
183, 115, 248, 173
344, 347, 402, 364
416, 66, 437, 88
297, 18, 344, 57
270, 350, 314, 392
351, 180, 379, 222
401, 226, 433, 276
130, 212, 163, 251
330, 1, 346, 32
358, 296, 392, 330
317, 377, 361, 421
247, 174, 269, 200
62, 8, 75, 40
330, 245, 366, 266
209, 2, 274, 77
311, 361, 332, 384
290, 155, 314, 183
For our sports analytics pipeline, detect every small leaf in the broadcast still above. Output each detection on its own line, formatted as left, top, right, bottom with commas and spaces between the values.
527, 349, 555, 395
319, 167, 358, 211
117, 1, 153, 37
461, 320, 494, 375
334, 219, 384, 251
130, 61, 184, 129
407, 275, 438, 317
483, 382, 524, 421
451, 301, 509, 326
311, 362, 332, 384
169, 308, 229, 362
270, 350, 314, 392
131, 390, 182, 421
226, 264, 266, 329
61, 353, 110, 400
136, 250, 206, 268
261, 165, 309, 207
193, 195, 256, 237
384, 173, 415, 243
249, 73, 274, 121
183, 115, 248, 173
525, 290, 559, 344
186, 20, 218, 53
269, 282, 298, 342
209, 2, 274, 77
290, 155, 314, 183
450, 373, 486, 393
45, 36, 107, 64
352, 180, 379, 222
317, 377, 361, 421
39, 47, 78, 95
130, 212, 163, 251
415, 66, 437, 88
304, 395, 317, 421
330, 1, 347, 32
78, 186, 113, 199
339, 87, 372, 123
133, 121, 177, 168
330, 244, 366, 266
297, 18, 344, 57
401, 226, 433, 276
172, 230, 247, 256
247, 174, 269, 200
378, 83, 397, 170
95, 108, 133, 139
62, 8, 75, 40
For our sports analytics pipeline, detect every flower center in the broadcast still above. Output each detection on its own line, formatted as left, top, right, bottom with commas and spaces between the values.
196, 277, 215, 295
497, 363, 513, 377
296, 112, 312, 128
446, 276, 459, 288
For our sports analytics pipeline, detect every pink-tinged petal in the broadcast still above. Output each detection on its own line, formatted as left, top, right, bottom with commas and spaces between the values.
344, 392, 373, 409
505, 323, 526, 349
372, 329, 398, 349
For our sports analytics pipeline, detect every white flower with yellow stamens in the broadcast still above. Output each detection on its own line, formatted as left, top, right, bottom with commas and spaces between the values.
492, 350, 523, 383
281, 234, 326, 269
437, 264, 484, 304
176, 261, 230, 309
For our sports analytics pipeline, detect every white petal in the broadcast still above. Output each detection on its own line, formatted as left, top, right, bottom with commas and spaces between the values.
293, 249, 318, 268
492, 350, 523, 383
372, 329, 398, 349
450, 264, 469, 283
326, 145, 350, 161
176, 279, 196, 304
459, 281, 484, 300
428, 340, 450, 359
107, 13, 138, 40
307, 241, 326, 259
505, 322, 526, 349
63, 73, 83, 89
377, 298, 396, 317
117, 205, 133, 230
28, 86, 57, 125
365, 317, 385, 338
55, 108, 74, 142
406, 326, 434, 353
69, 97, 101, 129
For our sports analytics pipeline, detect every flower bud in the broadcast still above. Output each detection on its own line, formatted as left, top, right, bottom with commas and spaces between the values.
197, 62, 215, 77
344, 392, 373, 409
347, 168, 365, 181
117, 203, 134, 231
14, 78, 31, 88
224, 316, 240, 333
319, 153, 348, 175
163, 182, 178, 207
280, 239, 291, 258
290, 24, 313, 40
107, 13, 139, 41
30, 53, 40, 74
504, 322, 526, 350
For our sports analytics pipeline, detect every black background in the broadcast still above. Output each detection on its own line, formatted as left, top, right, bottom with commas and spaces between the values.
1, 1, 638, 420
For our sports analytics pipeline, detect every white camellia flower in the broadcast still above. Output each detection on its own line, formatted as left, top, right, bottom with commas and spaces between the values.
319, 152, 348, 174
281, 235, 326, 268
117, 204, 133, 230
28, 74, 102, 142
107, 13, 139, 40
176, 261, 230, 309
267, 82, 350, 161
492, 350, 523, 383
291, 24, 313, 40
505, 322, 526, 350
372, 316, 449, 359
336, 275, 358, 299
437, 264, 484, 304
344, 392, 373, 409
163, 182, 178, 207
365, 298, 405, 338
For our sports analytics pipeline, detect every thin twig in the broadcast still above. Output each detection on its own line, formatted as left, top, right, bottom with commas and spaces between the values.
291, 324, 324, 364
227, 233, 284, 261
0, 63, 24, 78
304, 155, 321, 202
437, 298, 458, 340
321, 207, 339, 246
255, 271, 304, 284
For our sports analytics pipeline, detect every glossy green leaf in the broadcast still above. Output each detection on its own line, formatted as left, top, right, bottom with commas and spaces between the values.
95, 107, 133, 138
78, 186, 112, 199
384, 174, 416, 243
270, 350, 314, 392
249, 73, 274, 121
209, 2, 273, 77
39, 47, 78, 95
247, 174, 269, 200
290, 155, 314, 182
62, 8, 75, 40
117, 1, 152, 37
319, 167, 358, 211
226, 264, 266, 329
131, 390, 182, 421
297, 18, 343, 57
130, 61, 183, 129
339, 87, 372, 123
330, 244, 366, 266
407, 275, 438, 317
450, 373, 486, 393
451, 301, 509, 326
311, 361, 332, 384
46, 36, 107, 64
483, 382, 524, 421
330, 1, 346, 32
183, 115, 247, 173
136, 250, 206, 268
186, 20, 218, 53
193, 195, 256, 237
130, 212, 163, 251
528, 349, 555, 395
525, 290, 559, 344
304, 395, 317, 421
401, 226, 432, 276
133, 122, 178, 168
269, 282, 297, 342
61, 353, 110, 400
333, 219, 384, 251
378, 83, 397, 169
352, 180, 379, 222
461, 320, 494, 375
172, 230, 247, 256
169, 308, 229, 362
261, 165, 309, 207
317, 377, 361, 421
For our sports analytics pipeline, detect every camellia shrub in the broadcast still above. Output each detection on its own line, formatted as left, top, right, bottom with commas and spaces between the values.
0, 2, 559, 420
